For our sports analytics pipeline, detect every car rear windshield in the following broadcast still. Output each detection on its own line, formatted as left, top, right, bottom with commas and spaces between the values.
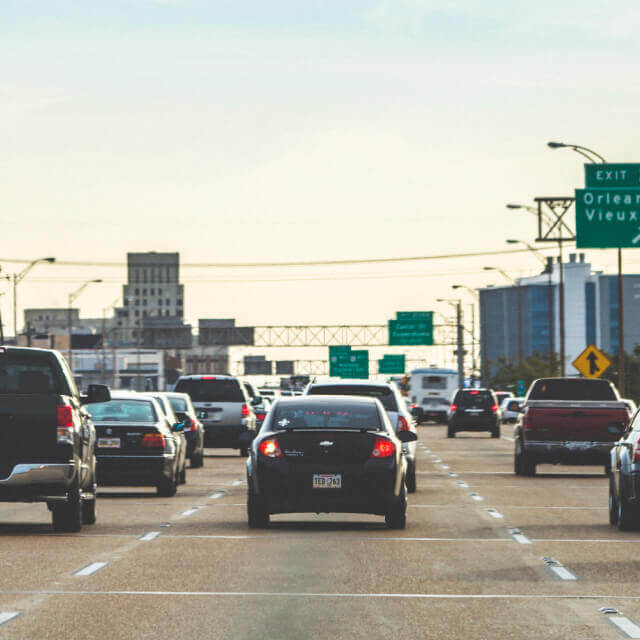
88, 400, 157, 423
307, 385, 398, 411
528, 379, 617, 401
272, 402, 382, 430
454, 390, 495, 408
0, 351, 68, 395
168, 396, 188, 412
174, 379, 244, 402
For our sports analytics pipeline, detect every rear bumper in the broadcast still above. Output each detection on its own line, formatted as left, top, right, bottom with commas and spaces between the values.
96, 454, 174, 486
524, 441, 613, 465
0, 462, 77, 502
416, 408, 447, 421
451, 415, 497, 430
204, 424, 248, 448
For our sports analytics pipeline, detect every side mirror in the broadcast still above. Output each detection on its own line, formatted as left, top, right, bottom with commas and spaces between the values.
238, 430, 255, 445
198, 411, 207, 420
251, 397, 261, 407
172, 422, 184, 432
397, 430, 418, 443
83, 384, 111, 404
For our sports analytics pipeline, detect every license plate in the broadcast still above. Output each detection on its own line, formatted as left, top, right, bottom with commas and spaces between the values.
312, 474, 342, 489
98, 437, 120, 448
466, 409, 483, 413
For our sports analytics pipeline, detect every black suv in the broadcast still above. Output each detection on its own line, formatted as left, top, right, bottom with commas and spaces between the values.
447, 388, 500, 438
0, 346, 110, 531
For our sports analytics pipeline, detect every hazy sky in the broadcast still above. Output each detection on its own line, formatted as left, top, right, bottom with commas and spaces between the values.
3, 0, 640, 337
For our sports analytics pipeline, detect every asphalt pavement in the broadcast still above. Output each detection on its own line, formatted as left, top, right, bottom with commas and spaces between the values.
1, 427, 640, 639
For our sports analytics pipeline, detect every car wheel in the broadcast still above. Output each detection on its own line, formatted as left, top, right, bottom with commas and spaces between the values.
157, 473, 178, 497
447, 425, 456, 438
179, 464, 187, 484
240, 447, 249, 457
491, 425, 500, 438
514, 450, 522, 475
191, 451, 204, 468
385, 483, 407, 530
617, 484, 637, 531
52, 484, 82, 533
247, 484, 269, 528
604, 462, 611, 476
609, 474, 619, 526
406, 462, 417, 494
81, 494, 97, 525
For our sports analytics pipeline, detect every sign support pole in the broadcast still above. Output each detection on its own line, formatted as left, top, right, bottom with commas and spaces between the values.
456, 301, 464, 388
618, 247, 625, 396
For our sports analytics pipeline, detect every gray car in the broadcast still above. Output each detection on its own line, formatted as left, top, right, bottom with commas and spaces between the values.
174, 375, 256, 456
303, 379, 418, 493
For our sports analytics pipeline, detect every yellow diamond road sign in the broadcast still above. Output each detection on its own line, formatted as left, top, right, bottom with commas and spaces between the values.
572, 344, 612, 379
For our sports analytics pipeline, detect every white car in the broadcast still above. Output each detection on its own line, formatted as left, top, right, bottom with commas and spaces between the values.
500, 397, 524, 425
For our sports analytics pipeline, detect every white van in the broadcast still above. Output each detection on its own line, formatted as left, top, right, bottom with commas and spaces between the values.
410, 368, 458, 424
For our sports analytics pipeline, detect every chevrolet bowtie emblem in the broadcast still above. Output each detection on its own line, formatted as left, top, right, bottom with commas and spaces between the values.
319, 441, 334, 447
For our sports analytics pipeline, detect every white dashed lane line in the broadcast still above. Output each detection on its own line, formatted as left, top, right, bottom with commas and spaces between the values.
180, 507, 202, 517
0, 612, 20, 627
73, 562, 108, 577
456, 481, 469, 488
208, 491, 226, 499
508, 528, 532, 545
607, 616, 640, 638
469, 492, 484, 502
139, 531, 162, 542
542, 558, 577, 581
486, 508, 504, 519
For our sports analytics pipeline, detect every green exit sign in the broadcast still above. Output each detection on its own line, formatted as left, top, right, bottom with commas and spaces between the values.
585, 164, 640, 189
389, 312, 433, 346
329, 346, 369, 379
378, 355, 405, 374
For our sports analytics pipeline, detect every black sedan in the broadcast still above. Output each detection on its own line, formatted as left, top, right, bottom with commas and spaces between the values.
609, 417, 639, 530
87, 392, 184, 497
243, 396, 417, 529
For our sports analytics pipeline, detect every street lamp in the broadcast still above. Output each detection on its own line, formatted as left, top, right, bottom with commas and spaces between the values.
68, 279, 102, 375
12, 257, 56, 337
547, 141, 606, 164
505, 239, 546, 266
437, 297, 465, 388
452, 286, 478, 384
484, 266, 523, 367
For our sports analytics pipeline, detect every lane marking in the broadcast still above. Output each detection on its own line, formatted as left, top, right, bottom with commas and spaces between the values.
73, 562, 108, 577
469, 492, 484, 502
448, 472, 458, 478
508, 528, 531, 545
208, 491, 226, 500
486, 508, 503, 519
608, 616, 640, 638
501, 436, 515, 442
230, 480, 244, 487
440, 464, 450, 470
493, 505, 606, 510
180, 507, 202, 517
0, 612, 20, 627
359, 537, 511, 542
550, 566, 578, 581
139, 531, 161, 542
456, 481, 469, 488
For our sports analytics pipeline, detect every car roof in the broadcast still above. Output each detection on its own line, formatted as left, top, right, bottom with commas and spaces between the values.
276, 395, 381, 408
308, 379, 395, 389
411, 368, 457, 374
176, 374, 235, 381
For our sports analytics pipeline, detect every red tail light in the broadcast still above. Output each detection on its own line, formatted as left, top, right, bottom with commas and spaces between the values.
257, 413, 266, 421
241, 403, 250, 417
491, 404, 498, 412
450, 404, 458, 412
523, 408, 532, 430
57, 405, 73, 427
633, 437, 640, 462
258, 438, 283, 458
142, 433, 166, 448
397, 416, 410, 432
370, 437, 395, 458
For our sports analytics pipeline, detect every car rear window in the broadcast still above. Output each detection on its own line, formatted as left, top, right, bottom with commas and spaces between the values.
0, 351, 68, 395
168, 396, 188, 412
88, 400, 157, 423
175, 379, 245, 402
422, 376, 448, 390
454, 390, 495, 408
272, 402, 382, 430
528, 379, 617, 401
307, 385, 398, 411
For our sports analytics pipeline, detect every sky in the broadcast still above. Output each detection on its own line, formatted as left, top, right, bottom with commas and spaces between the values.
3, 0, 640, 346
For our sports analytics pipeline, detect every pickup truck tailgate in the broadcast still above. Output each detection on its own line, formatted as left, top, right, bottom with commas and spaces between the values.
0, 395, 60, 476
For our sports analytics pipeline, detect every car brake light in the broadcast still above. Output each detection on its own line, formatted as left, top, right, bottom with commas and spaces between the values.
470, 390, 479, 395
523, 409, 532, 430
397, 416, 410, 432
257, 413, 265, 421
201, 376, 216, 380
241, 403, 250, 417
491, 404, 498, 412
633, 437, 640, 462
370, 438, 395, 458
450, 404, 458, 412
142, 433, 166, 448
258, 438, 283, 458
56, 405, 74, 444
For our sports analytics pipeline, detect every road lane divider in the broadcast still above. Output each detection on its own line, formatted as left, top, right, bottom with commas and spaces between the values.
229, 480, 244, 486
508, 528, 532, 545
601, 608, 640, 638
440, 464, 450, 470
469, 492, 484, 502
486, 508, 503, 519
73, 562, 108, 577
0, 612, 20, 627
139, 531, 161, 542
455, 481, 469, 488
542, 557, 577, 581
209, 491, 226, 499
180, 507, 202, 517
448, 472, 458, 478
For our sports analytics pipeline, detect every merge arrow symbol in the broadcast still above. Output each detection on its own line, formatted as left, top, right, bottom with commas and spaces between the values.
586, 351, 600, 376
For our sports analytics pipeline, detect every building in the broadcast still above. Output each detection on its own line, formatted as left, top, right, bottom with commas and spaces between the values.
479, 253, 640, 379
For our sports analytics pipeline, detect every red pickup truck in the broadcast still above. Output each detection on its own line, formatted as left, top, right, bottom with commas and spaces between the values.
514, 377, 631, 476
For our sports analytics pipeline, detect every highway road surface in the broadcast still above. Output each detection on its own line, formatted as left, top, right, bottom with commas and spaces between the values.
1, 426, 639, 639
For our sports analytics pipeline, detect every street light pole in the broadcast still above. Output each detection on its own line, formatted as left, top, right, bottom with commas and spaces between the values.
12, 257, 56, 338
438, 298, 465, 388
452, 285, 479, 385
68, 279, 102, 375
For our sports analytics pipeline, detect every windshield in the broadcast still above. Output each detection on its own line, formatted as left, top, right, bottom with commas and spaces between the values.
307, 385, 398, 412
88, 399, 157, 423
168, 396, 188, 412
175, 379, 244, 402
0, 352, 68, 395
272, 403, 382, 430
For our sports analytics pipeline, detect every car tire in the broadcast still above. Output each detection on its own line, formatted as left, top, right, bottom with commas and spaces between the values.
52, 484, 82, 533
157, 472, 178, 497
617, 484, 637, 531
604, 462, 611, 476
491, 425, 500, 438
609, 474, 619, 526
179, 464, 187, 485
240, 447, 249, 457
447, 425, 456, 438
520, 454, 536, 477
190, 451, 204, 468
247, 484, 269, 528
406, 462, 417, 494
81, 494, 97, 525
385, 483, 407, 530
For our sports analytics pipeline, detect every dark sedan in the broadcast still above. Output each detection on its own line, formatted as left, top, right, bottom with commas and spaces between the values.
165, 391, 205, 468
87, 392, 183, 497
609, 414, 640, 530
448, 388, 500, 438
243, 396, 417, 529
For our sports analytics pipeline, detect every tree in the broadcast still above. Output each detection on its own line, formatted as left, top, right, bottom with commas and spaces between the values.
487, 351, 562, 392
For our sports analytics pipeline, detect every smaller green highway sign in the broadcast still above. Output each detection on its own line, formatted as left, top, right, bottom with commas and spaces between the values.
388, 311, 433, 346
378, 354, 405, 374
575, 188, 640, 248
585, 164, 640, 189
329, 346, 369, 379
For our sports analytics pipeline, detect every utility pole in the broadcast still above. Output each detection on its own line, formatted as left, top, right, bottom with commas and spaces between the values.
456, 301, 464, 389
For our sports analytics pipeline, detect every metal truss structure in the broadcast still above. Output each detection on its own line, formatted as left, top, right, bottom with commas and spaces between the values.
534, 197, 576, 242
